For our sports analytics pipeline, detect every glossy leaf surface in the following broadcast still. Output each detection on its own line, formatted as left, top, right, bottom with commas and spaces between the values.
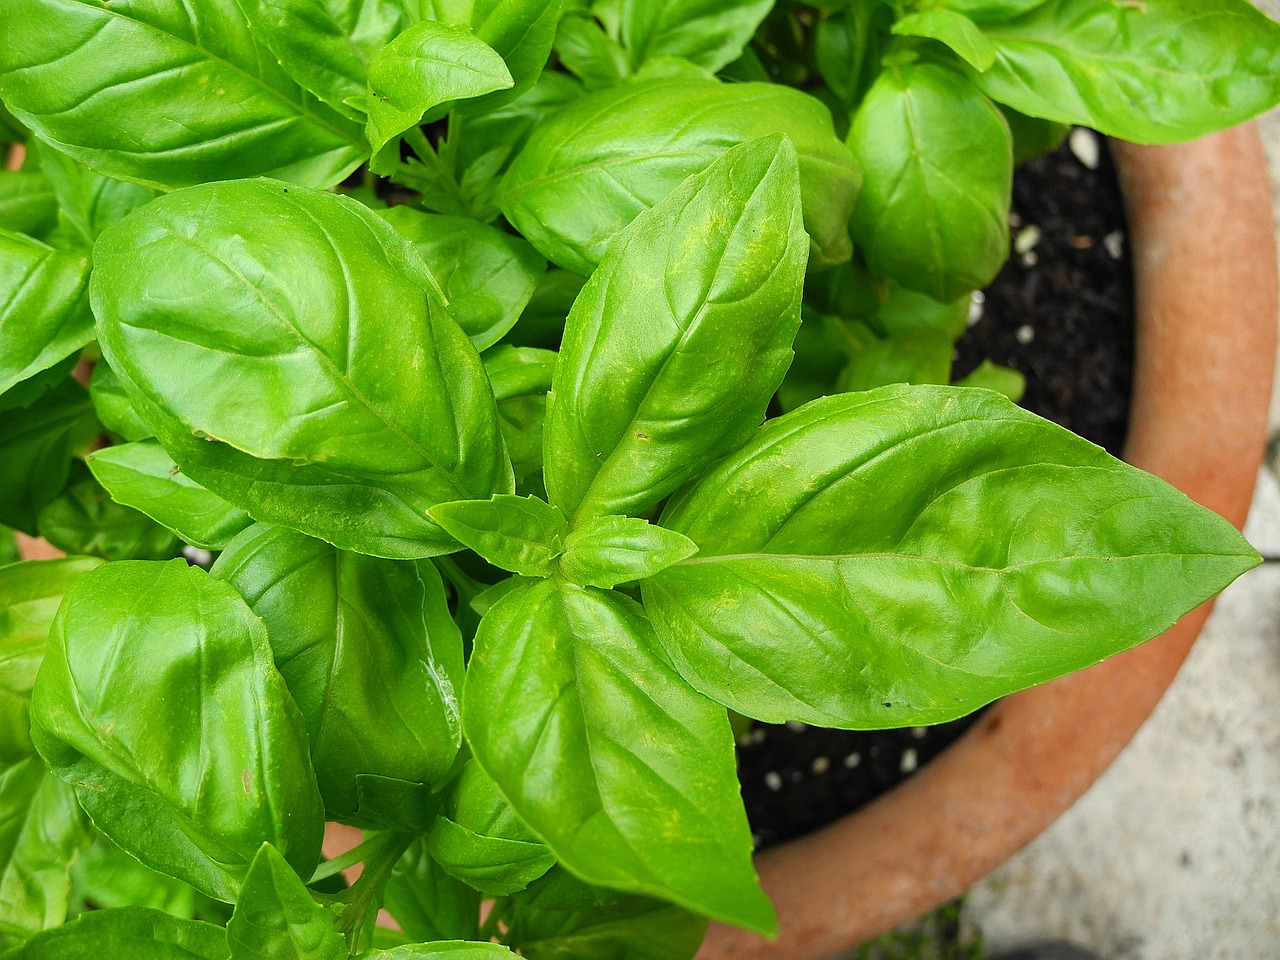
33, 143, 157, 247
381, 208, 545, 350
1, 906, 228, 959
31, 560, 324, 901
226, 843, 344, 960
616, 0, 773, 72
848, 63, 1012, 303
544, 136, 806, 520
212, 524, 464, 824
464, 578, 773, 932
943, 0, 1049, 21
0, 230, 93, 397
892, 9, 997, 71
375, 944, 516, 959
0, 0, 366, 190
92, 178, 511, 559
499, 79, 861, 274
430, 495, 567, 577
971, 0, 1280, 143
87, 441, 254, 551
645, 386, 1261, 727
559, 516, 697, 590
383, 840, 481, 943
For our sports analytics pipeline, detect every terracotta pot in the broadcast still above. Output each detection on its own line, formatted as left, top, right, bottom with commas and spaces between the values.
697, 122, 1278, 959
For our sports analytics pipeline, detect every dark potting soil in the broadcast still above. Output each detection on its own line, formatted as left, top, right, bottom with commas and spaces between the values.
738, 130, 1135, 851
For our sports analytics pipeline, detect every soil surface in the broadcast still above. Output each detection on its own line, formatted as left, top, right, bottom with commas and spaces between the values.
739, 131, 1135, 850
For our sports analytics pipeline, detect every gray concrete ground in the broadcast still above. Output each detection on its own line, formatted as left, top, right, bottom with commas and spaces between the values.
961, 62, 1280, 960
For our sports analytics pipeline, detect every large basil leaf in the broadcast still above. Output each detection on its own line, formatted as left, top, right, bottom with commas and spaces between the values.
383, 840, 481, 942
87, 441, 253, 551
30, 560, 325, 902
33, 142, 157, 248
644, 385, 1261, 728
0, 230, 93, 397
892, 9, 997, 71
226, 843, 344, 960
0, 172, 57, 237
92, 178, 512, 560
970, 0, 1280, 143
0, 379, 99, 536
0, 757, 91, 939
499, 79, 861, 274
0, 0, 366, 190
380, 208, 545, 351
847, 63, 1011, 303
463, 578, 773, 933
1, 906, 228, 959
234, 0, 413, 119
616, 0, 773, 72
544, 135, 806, 520
0, 558, 103, 765
212, 524, 464, 824
36, 467, 183, 562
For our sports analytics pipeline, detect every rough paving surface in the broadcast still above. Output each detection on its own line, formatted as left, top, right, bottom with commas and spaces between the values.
963, 29, 1280, 959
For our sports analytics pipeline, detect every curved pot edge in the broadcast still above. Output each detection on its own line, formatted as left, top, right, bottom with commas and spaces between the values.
697, 121, 1278, 960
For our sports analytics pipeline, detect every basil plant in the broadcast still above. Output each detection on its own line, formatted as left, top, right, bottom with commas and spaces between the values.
1, 0, 1277, 956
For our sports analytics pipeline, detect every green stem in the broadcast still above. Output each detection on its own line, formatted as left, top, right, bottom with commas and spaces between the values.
336, 831, 417, 953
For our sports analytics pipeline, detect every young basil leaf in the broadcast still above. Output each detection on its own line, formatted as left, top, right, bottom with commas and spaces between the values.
0, 355, 80, 417
0, 172, 57, 238
429, 496, 567, 577
87, 441, 254, 551
644, 385, 1261, 728
484, 347, 557, 487
814, 0, 896, 112
0, 229, 93, 397
554, 14, 632, 90
383, 839, 482, 943
616, 0, 773, 73
425, 759, 555, 896
499, 79, 861, 274
892, 9, 997, 71
70, 837, 217, 921
88, 361, 152, 443
30, 560, 325, 902
0, 906, 228, 959
36, 468, 182, 563
544, 135, 806, 521
234, 0, 413, 120
92, 178, 512, 560
970, 0, 1280, 143
0, 0, 366, 190
0, 557, 103, 765
380, 208, 546, 351
212, 524, 464, 825
0, 756, 92, 939
955, 358, 1026, 402
353, 775, 441, 832
559, 516, 697, 590
32, 142, 157, 248
227, 843, 344, 960
835, 329, 954, 393
942, 0, 1049, 21
0, 379, 99, 536
366, 20, 514, 166
999, 103, 1070, 165
848, 63, 1012, 303
873, 283, 972, 340
373, 943, 516, 959
463, 578, 774, 934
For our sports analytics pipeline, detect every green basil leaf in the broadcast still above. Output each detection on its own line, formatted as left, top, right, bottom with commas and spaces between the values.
0, 906, 228, 959
499, 79, 861, 274
92, 178, 512, 560
955, 358, 1026, 401
429, 496, 567, 577
380, 208, 545, 351
0, 172, 57, 238
0, 529, 17, 567
464, 578, 773, 933
367, 20, 513, 164
227, 843, 344, 960
352, 775, 441, 832
873, 283, 971, 340
814, 1, 896, 111
484, 347, 557, 488
848, 63, 1011, 302
0, 379, 99, 536
554, 14, 631, 90
36, 465, 183, 562
0, 355, 80, 417
425, 759, 555, 896
0, 557, 103, 765
383, 840, 481, 943
31, 560, 324, 901
999, 103, 1070, 165
234, 0, 413, 119
0, 229, 93, 397
942, 0, 1049, 22
559, 516, 697, 589
212, 524, 464, 824
892, 9, 997, 71
88, 361, 152, 443
372, 943, 515, 959
617, 0, 773, 72
32, 142, 156, 248
69, 837, 217, 920
0, 0, 366, 190
0, 756, 91, 938
835, 329, 954, 393
970, 0, 1280, 143
544, 135, 806, 521
644, 385, 1261, 728
87, 441, 253, 551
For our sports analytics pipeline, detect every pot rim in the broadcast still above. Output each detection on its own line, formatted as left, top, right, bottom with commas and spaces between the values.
697, 121, 1279, 959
